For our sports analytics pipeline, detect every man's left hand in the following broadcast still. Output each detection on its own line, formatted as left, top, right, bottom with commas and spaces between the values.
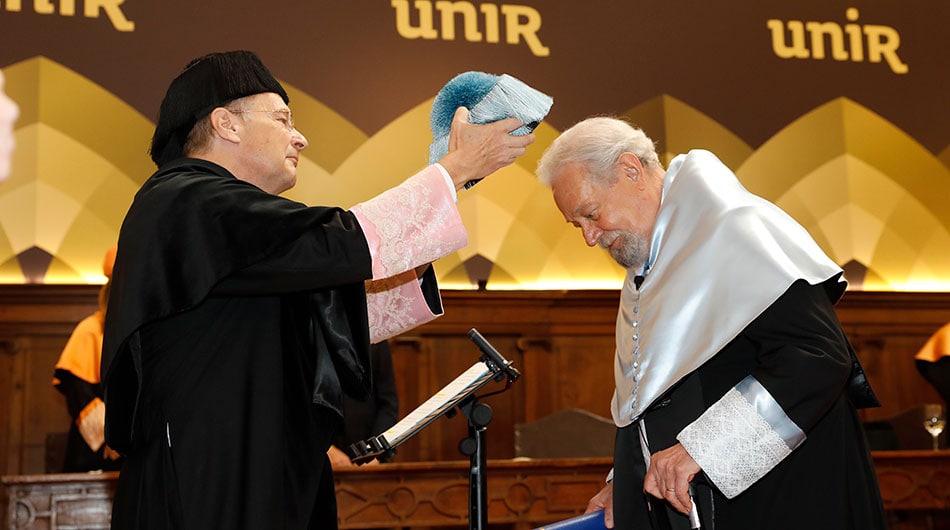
327, 445, 355, 468
643, 443, 701, 515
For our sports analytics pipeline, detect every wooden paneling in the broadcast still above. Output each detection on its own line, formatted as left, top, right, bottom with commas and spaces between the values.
0, 286, 98, 479
0, 286, 949, 474
876, 451, 950, 512
836, 292, 950, 422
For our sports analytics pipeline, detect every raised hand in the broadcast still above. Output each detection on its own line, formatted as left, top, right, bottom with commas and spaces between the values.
438, 107, 535, 191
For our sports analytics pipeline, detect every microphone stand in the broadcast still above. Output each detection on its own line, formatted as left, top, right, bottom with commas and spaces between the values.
455, 395, 493, 530
457, 329, 520, 530
346, 328, 520, 530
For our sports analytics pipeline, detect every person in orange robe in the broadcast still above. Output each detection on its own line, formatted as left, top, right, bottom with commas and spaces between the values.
916, 323, 950, 405
52, 246, 123, 472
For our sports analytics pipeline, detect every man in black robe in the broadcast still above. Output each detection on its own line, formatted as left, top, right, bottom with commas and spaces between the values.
101, 50, 533, 530
535, 117, 886, 529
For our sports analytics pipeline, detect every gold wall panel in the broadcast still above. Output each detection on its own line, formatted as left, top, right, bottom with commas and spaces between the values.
0, 59, 947, 290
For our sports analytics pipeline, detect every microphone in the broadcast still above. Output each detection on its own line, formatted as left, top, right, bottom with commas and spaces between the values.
634, 275, 645, 290
467, 328, 521, 382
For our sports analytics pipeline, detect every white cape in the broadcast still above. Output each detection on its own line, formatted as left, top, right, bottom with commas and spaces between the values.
611, 150, 844, 427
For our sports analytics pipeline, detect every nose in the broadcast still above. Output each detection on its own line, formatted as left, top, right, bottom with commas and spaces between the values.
582, 223, 601, 247
291, 129, 308, 151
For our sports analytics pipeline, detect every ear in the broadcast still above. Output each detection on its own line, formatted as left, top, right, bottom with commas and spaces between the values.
209, 107, 241, 144
617, 152, 644, 181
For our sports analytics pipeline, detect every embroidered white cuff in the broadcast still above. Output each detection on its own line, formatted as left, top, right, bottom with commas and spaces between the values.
676, 375, 805, 498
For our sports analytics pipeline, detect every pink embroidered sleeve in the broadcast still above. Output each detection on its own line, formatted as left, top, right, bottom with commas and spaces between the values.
352, 165, 466, 279
364, 271, 440, 343
352, 165, 468, 341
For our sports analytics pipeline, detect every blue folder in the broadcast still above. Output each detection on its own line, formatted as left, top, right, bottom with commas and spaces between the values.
533, 509, 607, 530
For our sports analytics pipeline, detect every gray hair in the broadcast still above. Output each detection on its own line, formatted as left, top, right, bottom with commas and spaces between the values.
536, 116, 661, 187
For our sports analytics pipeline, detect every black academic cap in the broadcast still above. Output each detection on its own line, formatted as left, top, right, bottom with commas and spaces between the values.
149, 50, 289, 167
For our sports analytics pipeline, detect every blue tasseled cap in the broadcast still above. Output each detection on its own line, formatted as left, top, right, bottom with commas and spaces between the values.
428, 71, 553, 168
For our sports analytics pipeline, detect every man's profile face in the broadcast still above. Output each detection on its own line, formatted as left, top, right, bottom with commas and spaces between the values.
232, 92, 308, 195
551, 162, 653, 271
0, 70, 20, 182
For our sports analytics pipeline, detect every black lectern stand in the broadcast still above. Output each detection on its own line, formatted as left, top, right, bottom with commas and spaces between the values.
348, 328, 520, 530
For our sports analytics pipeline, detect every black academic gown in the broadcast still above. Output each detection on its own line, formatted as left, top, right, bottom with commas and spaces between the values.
102, 159, 417, 530
613, 279, 887, 529
333, 341, 399, 457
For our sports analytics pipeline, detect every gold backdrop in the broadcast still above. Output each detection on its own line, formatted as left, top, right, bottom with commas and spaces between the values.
0, 1, 946, 290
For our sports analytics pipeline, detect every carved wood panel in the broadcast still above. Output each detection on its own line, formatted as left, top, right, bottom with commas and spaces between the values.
5, 455, 950, 529
334, 459, 612, 529
4, 473, 116, 529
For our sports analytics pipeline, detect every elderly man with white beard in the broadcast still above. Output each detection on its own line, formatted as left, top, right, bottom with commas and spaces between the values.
535, 116, 886, 530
